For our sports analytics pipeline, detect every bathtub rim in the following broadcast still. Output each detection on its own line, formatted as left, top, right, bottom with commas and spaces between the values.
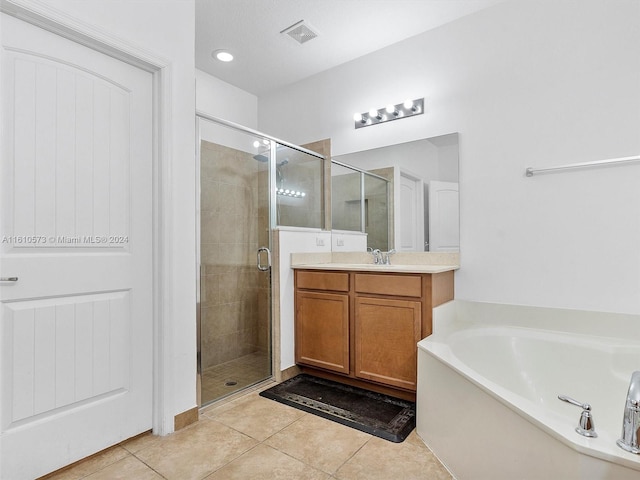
418, 300, 640, 473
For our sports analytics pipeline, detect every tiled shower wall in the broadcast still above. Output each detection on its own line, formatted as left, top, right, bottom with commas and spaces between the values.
200, 140, 270, 370
331, 168, 390, 251
276, 148, 324, 230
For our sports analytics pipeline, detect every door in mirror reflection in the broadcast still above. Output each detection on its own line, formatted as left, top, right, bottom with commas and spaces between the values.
428, 181, 460, 252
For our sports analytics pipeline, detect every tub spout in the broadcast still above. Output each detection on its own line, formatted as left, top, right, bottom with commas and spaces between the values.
617, 371, 640, 454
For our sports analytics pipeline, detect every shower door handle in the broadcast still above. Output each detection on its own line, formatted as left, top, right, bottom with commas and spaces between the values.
257, 247, 271, 271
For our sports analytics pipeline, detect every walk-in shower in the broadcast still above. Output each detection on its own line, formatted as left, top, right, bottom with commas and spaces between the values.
196, 113, 324, 406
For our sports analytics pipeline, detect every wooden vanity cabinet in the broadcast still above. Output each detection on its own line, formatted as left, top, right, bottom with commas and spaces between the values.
294, 268, 454, 399
354, 295, 422, 390
294, 271, 350, 374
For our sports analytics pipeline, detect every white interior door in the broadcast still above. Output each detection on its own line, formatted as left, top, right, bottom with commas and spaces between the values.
428, 181, 460, 252
0, 14, 153, 479
397, 171, 425, 252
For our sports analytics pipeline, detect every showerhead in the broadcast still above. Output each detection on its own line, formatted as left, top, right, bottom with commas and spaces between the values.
253, 154, 269, 163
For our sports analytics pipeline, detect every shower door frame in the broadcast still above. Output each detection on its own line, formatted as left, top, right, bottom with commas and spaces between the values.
195, 112, 325, 403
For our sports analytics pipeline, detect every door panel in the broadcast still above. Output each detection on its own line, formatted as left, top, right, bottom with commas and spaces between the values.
1, 13, 153, 479
8, 54, 131, 249
428, 181, 460, 252
354, 296, 421, 390
3, 292, 130, 424
295, 290, 350, 374
398, 173, 424, 252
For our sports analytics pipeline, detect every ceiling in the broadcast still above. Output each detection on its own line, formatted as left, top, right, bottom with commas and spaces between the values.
195, 0, 504, 96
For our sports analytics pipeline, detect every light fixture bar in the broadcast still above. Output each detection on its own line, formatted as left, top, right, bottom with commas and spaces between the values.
353, 97, 424, 129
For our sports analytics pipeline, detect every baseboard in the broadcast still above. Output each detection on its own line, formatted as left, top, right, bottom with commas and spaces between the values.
174, 406, 199, 431
279, 365, 301, 382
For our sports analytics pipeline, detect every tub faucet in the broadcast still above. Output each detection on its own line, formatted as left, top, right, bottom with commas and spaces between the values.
558, 395, 597, 437
617, 371, 640, 454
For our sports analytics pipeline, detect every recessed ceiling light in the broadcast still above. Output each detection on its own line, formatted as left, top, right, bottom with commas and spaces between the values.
212, 49, 234, 62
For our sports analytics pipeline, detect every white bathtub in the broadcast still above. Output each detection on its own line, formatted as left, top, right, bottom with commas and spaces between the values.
416, 300, 640, 480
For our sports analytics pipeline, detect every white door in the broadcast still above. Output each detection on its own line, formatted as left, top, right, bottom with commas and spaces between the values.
0, 14, 153, 479
428, 181, 460, 252
398, 172, 425, 252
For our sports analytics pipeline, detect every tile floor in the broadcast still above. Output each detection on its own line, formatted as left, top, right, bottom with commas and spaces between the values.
200, 352, 271, 404
41, 381, 453, 480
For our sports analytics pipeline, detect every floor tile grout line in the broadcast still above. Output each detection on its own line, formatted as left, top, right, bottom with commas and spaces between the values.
129, 453, 170, 480
257, 440, 332, 477
331, 435, 374, 477
257, 410, 373, 477
199, 442, 266, 480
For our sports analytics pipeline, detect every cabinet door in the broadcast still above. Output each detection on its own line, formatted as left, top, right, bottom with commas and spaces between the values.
295, 291, 350, 374
354, 297, 421, 390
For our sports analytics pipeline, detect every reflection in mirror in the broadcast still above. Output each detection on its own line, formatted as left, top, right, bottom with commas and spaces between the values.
331, 163, 363, 232
332, 133, 459, 252
331, 162, 391, 251
275, 144, 324, 229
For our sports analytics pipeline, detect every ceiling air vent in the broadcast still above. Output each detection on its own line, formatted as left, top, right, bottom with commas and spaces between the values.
281, 20, 319, 45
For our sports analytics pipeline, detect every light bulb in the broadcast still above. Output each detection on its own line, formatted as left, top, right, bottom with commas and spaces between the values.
262, 139, 270, 145
353, 112, 363, 122
368, 108, 378, 118
253, 140, 260, 148
301, 192, 306, 197
385, 105, 395, 114
403, 99, 413, 109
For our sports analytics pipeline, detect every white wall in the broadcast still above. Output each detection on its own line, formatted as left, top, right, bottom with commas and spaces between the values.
196, 70, 259, 157
259, 0, 640, 315
39, 0, 197, 422
336, 139, 440, 182
277, 229, 332, 370
196, 68, 258, 128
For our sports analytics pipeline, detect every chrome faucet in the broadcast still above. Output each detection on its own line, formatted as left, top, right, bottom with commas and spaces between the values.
382, 249, 396, 265
617, 371, 640, 454
558, 395, 597, 437
371, 249, 382, 264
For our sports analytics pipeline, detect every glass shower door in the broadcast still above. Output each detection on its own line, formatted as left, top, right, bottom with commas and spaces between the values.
197, 117, 273, 406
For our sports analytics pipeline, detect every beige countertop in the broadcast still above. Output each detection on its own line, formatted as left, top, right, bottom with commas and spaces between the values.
290, 262, 458, 274
290, 251, 460, 274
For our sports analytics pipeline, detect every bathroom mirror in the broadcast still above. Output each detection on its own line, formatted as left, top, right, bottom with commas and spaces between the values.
332, 133, 459, 252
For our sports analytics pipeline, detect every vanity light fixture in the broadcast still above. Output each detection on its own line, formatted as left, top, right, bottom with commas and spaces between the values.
353, 113, 368, 125
353, 97, 424, 129
368, 108, 384, 121
385, 104, 400, 117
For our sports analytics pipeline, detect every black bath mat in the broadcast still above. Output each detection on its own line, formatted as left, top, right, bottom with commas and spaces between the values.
259, 374, 415, 442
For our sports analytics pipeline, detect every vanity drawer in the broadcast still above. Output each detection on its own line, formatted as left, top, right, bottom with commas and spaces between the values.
354, 273, 422, 297
296, 270, 350, 292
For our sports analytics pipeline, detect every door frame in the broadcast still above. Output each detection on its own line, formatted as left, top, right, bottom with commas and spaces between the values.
0, 0, 175, 435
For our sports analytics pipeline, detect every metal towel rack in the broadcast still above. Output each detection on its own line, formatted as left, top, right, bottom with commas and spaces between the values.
525, 155, 640, 177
